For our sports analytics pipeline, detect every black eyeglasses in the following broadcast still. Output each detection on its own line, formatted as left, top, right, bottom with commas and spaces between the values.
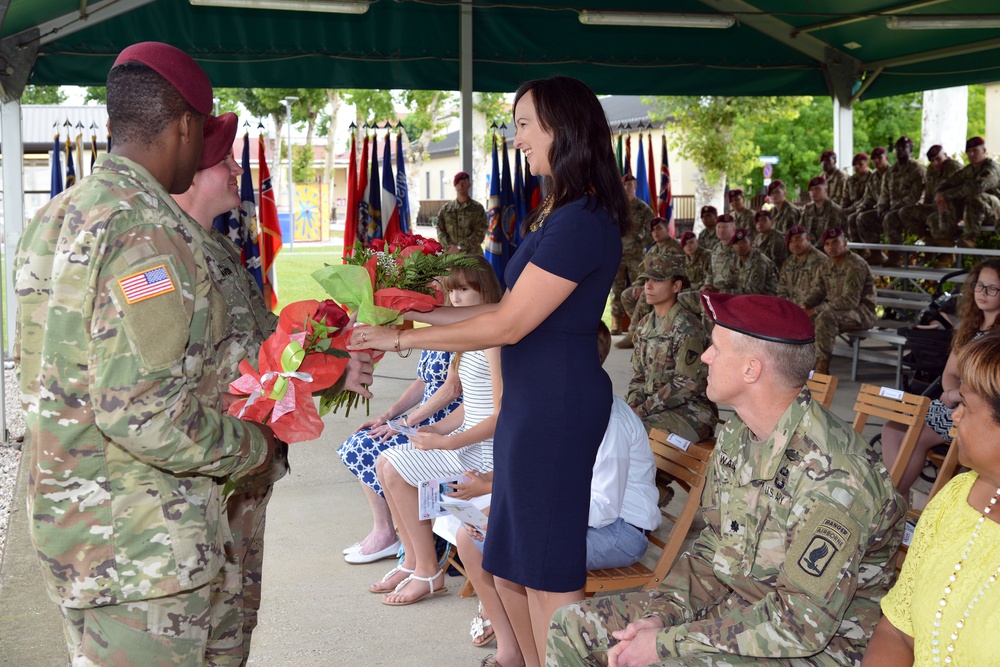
974, 281, 1000, 297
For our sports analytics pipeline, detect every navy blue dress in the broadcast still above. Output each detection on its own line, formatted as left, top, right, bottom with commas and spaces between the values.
483, 196, 621, 592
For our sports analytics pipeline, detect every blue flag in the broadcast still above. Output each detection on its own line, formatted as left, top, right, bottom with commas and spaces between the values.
485, 135, 505, 288
238, 134, 264, 293
395, 132, 411, 234
500, 138, 516, 271
65, 140, 76, 189
513, 148, 525, 249
635, 134, 651, 206
50, 135, 63, 198
367, 137, 382, 241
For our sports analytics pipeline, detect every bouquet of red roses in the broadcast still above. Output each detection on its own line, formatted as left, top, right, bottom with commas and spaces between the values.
227, 299, 352, 443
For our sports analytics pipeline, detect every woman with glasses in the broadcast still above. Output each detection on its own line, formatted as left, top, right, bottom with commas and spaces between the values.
881, 258, 1000, 496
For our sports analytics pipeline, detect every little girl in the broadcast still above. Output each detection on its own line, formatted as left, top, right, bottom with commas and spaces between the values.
371, 256, 503, 606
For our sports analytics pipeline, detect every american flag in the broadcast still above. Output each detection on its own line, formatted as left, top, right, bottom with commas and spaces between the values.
118, 265, 175, 304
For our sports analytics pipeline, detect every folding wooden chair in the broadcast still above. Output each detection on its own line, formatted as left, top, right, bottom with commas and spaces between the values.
806, 371, 839, 409
585, 429, 715, 595
899, 428, 962, 570
851, 384, 930, 489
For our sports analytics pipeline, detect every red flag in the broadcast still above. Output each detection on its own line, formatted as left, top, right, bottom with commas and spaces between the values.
659, 135, 675, 237
356, 135, 370, 246
343, 130, 358, 260
624, 134, 632, 176
647, 136, 657, 215
258, 136, 282, 310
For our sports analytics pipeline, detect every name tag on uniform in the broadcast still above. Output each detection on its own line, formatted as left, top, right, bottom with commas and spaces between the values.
666, 433, 691, 451
879, 386, 904, 401
902, 518, 917, 547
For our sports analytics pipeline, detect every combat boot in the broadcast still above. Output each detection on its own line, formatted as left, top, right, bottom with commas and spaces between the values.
814, 357, 830, 375
881, 251, 903, 268
610, 315, 623, 335
867, 250, 886, 266
614, 333, 634, 350
932, 237, 956, 268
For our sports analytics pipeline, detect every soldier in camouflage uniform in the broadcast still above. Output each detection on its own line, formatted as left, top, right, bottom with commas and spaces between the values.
899, 144, 963, 247
731, 228, 778, 296
766, 180, 802, 235
548, 293, 905, 667
611, 174, 656, 333
728, 189, 755, 229
935, 135, 1000, 247
877, 136, 927, 267
697, 205, 720, 253
803, 228, 877, 375
435, 171, 489, 255
626, 256, 717, 443
702, 214, 738, 292
681, 231, 712, 291
820, 150, 849, 206
851, 146, 889, 253
752, 208, 788, 268
13, 43, 281, 666
778, 225, 829, 308
617, 216, 683, 349
801, 175, 846, 242
842, 152, 872, 222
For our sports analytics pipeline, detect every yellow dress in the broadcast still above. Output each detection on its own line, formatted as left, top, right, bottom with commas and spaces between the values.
882, 471, 1000, 665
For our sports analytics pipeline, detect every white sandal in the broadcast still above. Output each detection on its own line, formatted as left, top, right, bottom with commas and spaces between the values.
470, 601, 496, 647
369, 564, 414, 594
381, 569, 449, 606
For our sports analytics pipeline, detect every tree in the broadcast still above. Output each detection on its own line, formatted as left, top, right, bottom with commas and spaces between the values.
749, 96, 829, 197
22, 85, 66, 105
969, 84, 986, 139
854, 92, 923, 156
84, 87, 106, 105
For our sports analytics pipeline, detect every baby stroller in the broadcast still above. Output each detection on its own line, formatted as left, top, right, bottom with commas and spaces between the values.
897, 268, 968, 396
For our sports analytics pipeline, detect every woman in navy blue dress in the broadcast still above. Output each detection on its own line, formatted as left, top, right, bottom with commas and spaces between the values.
349, 76, 628, 664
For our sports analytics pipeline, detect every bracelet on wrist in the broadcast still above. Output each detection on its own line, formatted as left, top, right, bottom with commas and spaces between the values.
394, 329, 412, 358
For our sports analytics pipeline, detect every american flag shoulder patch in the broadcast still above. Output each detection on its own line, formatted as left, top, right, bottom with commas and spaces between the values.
117, 264, 176, 304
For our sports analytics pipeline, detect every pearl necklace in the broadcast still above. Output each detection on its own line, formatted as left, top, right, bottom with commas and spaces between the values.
528, 194, 555, 232
930, 484, 1000, 664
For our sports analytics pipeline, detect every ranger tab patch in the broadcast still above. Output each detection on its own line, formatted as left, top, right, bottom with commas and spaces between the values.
118, 265, 175, 304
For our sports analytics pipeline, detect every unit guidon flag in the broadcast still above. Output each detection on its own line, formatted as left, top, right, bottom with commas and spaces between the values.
118, 265, 175, 304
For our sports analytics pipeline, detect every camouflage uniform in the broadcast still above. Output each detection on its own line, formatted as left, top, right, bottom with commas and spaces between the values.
771, 202, 802, 236
734, 248, 778, 296
697, 226, 720, 254
706, 243, 738, 292
621, 240, 685, 335
435, 197, 489, 254
935, 157, 1000, 243
684, 247, 712, 292
852, 167, 888, 243
626, 303, 717, 443
778, 247, 830, 308
801, 199, 846, 242
547, 387, 905, 667
732, 208, 755, 230
14, 155, 269, 665
899, 157, 962, 241
803, 251, 877, 361
753, 229, 789, 269
842, 170, 873, 218
878, 160, 926, 245
612, 198, 656, 318
825, 168, 849, 206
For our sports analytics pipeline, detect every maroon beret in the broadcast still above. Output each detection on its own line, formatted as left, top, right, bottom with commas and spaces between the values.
754, 208, 774, 221
821, 227, 845, 244
700, 292, 815, 345
871, 146, 887, 158
113, 42, 213, 116
453, 171, 470, 185
197, 112, 238, 171
621, 173, 636, 183
967, 136, 986, 150
680, 230, 696, 246
766, 179, 785, 194
716, 213, 735, 224
852, 152, 869, 164
926, 144, 943, 160
700, 205, 717, 218
820, 150, 836, 162
785, 225, 807, 247
896, 135, 914, 148
727, 189, 744, 201
730, 228, 751, 245
808, 176, 827, 188
648, 216, 668, 230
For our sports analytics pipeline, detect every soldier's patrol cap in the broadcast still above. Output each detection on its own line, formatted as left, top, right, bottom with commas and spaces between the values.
821, 227, 846, 244
730, 228, 752, 245
766, 179, 785, 194
680, 231, 696, 246
113, 42, 214, 116
967, 136, 986, 150
700, 205, 717, 217
727, 189, 744, 201
622, 173, 637, 183
754, 209, 773, 221
716, 213, 735, 224
852, 152, 869, 164
649, 216, 669, 230
453, 171, 470, 185
640, 255, 687, 281
808, 176, 827, 188
820, 150, 836, 162
872, 146, 888, 158
197, 112, 238, 171
700, 292, 815, 345
926, 145, 944, 159
785, 225, 808, 247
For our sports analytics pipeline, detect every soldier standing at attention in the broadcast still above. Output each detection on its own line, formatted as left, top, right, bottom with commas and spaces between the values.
801, 175, 846, 242
821, 149, 849, 206
702, 213, 737, 292
778, 225, 830, 308
547, 292, 905, 667
803, 228, 877, 375
680, 230, 712, 292
697, 205, 720, 253
436, 170, 489, 255
611, 173, 655, 334
13, 42, 282, 665
767, 179, 802, 235
728, 188, 754, 229
731, 228, 778, 296
753, 208, 788, 268
625, 256, 717, 444
935, 135, 1000, 248
899, 144, 963, 248
843, 152, 873, 223
853, 146, 890, 260
878, 136, 926, 267
616, 216, 683, 349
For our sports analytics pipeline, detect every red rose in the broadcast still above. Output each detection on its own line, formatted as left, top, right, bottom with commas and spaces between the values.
315, 299, 349, 330
370, 238, 386, 252
421, 238, 442, 255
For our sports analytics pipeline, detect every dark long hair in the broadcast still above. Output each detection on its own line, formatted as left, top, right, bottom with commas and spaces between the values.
954, 258, 1000, 350
513, 76, 630, 238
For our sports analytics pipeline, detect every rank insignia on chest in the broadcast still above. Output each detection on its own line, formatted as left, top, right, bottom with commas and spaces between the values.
118, 265, 175, 304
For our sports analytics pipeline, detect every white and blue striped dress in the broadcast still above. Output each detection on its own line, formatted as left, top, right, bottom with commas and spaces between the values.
382, 349, 495, 486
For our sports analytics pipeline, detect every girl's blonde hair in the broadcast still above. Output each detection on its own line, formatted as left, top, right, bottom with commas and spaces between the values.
957, 332, 1000, 425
